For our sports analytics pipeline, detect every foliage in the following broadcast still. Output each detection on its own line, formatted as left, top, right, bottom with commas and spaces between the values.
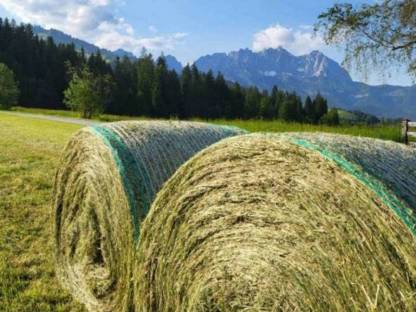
320, 108, 340, 126
316, 0, 416, 78
0, 63, 19, 109
304, 96, 314, 123
64, 65, 114, 119
313, 93, 328, 123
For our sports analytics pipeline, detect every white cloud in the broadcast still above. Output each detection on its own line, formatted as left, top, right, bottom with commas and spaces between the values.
95, 23, 187, 53
299, 24, 313, 31
252, 24, 324, 55
148, 25, 158, 33
0, 0, 187, 54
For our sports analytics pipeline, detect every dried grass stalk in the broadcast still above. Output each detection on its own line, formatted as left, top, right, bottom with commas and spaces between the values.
135, 134, 416, 312
53, 120, 244, 312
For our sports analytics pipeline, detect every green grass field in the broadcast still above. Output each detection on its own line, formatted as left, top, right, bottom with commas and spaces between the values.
13, 106, 403, 142
0, 109, 404, 311
0, 114, 85, 311
208, 119, 402, 141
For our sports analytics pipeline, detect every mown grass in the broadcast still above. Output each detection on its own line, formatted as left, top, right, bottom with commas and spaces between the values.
13, 106, 403, 142
0, 113, 86, 311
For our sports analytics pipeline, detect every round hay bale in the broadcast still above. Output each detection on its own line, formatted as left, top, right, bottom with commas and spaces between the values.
135, 133, 416, 311
53, 120, 244, 312
286, 133, 416, 218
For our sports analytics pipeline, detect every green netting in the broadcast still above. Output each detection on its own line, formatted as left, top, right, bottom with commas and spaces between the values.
290, 138, 416, 237
134, 134, 416, 311
54, 120, 246, 312
90, 123, 247, 241
90, 125, 148, 240
90, 123, 248, 241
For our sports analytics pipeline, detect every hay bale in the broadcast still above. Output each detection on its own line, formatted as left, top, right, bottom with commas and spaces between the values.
286, 133, 416, 233
287, 133, 416, 214
135, 133, 416, 311
53, 120, 244, 312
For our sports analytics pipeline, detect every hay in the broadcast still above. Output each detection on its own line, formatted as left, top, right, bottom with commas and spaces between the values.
53, 120, 244, 312
135, 133, 416, 311
286, 133, 416, 234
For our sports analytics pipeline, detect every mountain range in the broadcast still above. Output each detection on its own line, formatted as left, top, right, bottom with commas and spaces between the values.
195, 48, 416, 119
33, 26, 415, 119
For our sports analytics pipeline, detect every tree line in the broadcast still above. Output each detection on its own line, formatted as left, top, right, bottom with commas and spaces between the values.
0, 18, 338, 124
0, 18, 83, 109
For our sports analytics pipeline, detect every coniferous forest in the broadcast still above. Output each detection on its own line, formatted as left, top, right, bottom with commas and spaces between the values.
0, 18, 332, 122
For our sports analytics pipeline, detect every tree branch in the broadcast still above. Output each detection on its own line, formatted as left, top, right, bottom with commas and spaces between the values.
392, 40, 416, 50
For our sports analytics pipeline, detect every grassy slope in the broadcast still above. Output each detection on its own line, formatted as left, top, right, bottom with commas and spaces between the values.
13, 107, 403, 142
0, 114, 85, 311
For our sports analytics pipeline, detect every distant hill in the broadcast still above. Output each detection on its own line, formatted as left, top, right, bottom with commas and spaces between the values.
195, 48, 416, 119
164, 55, 183, 73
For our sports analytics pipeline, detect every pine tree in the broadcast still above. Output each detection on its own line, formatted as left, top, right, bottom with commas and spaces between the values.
270, 86, 280, 119
295, 95, 304, 122
87, 51, 111, 76
258, 90, 275, 120
279, 93, 299, 121
151, 82, 164, 117
213, 73, 228, 118
228, 83, 245, 119
137, 54, 155, 116
304, 96, 314, 123
113, 57, 138, 115
244, 87, 261, 118
190, 64, 202, 116
258, 96, 270, 119
279, 98, 291, 121
151, 57, 169, 117
313, 93, 328, 122
165, 69, 182, 117
203, 70, 216, 118
181, 64, 193, 118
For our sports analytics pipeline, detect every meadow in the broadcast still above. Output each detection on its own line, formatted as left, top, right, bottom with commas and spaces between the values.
13, 106, 403, 142
0, 109, 404, 311
0, 113, 85, 311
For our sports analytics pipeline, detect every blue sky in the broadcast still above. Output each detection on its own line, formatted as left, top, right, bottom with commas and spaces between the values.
0, 0, 412, 86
